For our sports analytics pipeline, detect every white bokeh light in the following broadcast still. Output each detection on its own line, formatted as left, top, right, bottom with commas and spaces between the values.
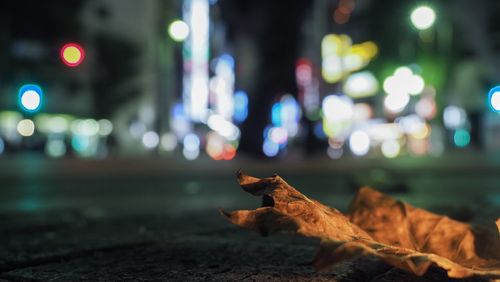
322, 95, 353, 121
98, 119, 113, 136
343, 71, 379, 98
161, 132, 178, 151
384, 93, 410, 114
381, 139, 400, 158
489, 91, 500, 112
411, 6, 436, 30
383, 67, 425, 96
443, 105, 467, 129
21, 90, 41, 111
183, 133, 200, 160
142, 131, 160, 149
349, 130, 370, 156
168, 20, 189, 42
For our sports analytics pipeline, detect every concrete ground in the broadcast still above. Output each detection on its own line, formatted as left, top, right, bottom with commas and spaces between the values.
0, 155, 498, 281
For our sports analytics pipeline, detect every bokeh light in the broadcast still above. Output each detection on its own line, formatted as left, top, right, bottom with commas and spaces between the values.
269, 127, 288, 144
349, 130, 370, 156
322, 95, 353, 121
17, 119, 35, 137
183, 0, 210, 122
60, 43, 85, 67
210, 54, 236, 121
327, 146, 343, 159
207, 114, 240, 141
0, 2, 489, 163
263, 139, 279, 157
368, 123, 403, 142
0, 137, 4, 155
384, 93, 410, 114
168, 20, 189, 42
48, 116, 69, 134
488, 86, 500, 112
18, 84, 42, 112
352, 103, 373, 122
381, 139, 400, 158
170, 103, 191, 138
233, 90, 248, 123
278, 95, 301, 137
184, 133, 200, 151
383, 67, 425, 96
410, 123, 430, 140
443, 106, 467, 129
415, 94, 437, 119
343, 71, 379, 98
142, 131, 160, 149
183, 133, 200, 160
161, 132, 178, 151
129, 120, 147, 138
339, 0, 355, 11
45, 138, 66, 158
98, 119, 113, 136
206, 131, 224, 160
410, 6, 436, 30
322, 95, 354, 138
72, 119, 99, 136
71, 135, 90, 154
333, 8, 350, 24
453, 129, 470, 148
222, 144, 236, 160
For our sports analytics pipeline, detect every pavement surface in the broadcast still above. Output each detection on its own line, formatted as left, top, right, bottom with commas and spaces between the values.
0, 156, 499, 281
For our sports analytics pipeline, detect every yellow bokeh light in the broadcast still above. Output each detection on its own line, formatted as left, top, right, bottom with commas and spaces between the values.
321, 34, 378, 84
60, 43, 84, 67
381, 139, 400, 158
17, 119, 35, 137
410, 123, 431, 139
63, 46, 81, 64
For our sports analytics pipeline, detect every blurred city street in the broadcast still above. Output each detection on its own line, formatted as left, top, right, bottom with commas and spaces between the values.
1, 0, 500, 280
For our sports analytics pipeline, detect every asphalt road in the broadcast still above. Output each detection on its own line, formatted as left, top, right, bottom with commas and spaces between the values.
0, 156, 498, 281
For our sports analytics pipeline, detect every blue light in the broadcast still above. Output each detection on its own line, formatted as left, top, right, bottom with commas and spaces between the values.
173, 102, 185, 118
218, 54, 235, 70
488, 86, 500, 112
279, 95, 301, 137
263, 138, 279, 157
233, 90, 248, 123
313, 122, 327, 139
278, 140, 288, 149
271, 102, 282, 127
263, 125, 272, 139
281, 95, 301, 123
71, 135, 90, 152
18, 84, 43, 113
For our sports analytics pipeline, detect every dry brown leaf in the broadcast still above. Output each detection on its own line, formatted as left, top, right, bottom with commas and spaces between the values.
221, 172, 500, 279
